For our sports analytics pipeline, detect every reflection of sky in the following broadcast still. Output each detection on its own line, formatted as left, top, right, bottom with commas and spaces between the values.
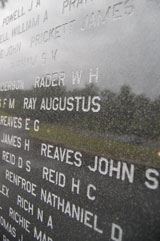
0, 0, 160, 98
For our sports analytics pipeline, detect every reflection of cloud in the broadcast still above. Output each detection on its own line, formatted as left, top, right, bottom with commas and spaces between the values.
0, 0, 160, 99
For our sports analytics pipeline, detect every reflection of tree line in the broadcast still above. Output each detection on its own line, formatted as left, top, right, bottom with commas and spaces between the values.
3, 84, 160, 144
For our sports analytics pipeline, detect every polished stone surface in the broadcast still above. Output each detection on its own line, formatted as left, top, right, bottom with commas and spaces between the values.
0, 0, 160, 240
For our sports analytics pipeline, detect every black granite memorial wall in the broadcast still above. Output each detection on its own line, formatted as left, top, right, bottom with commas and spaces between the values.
0, 0, 160, 240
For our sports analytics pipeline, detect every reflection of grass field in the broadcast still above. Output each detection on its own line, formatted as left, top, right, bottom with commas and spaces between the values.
0, 110, 9, 116
30, 125, 160, 166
